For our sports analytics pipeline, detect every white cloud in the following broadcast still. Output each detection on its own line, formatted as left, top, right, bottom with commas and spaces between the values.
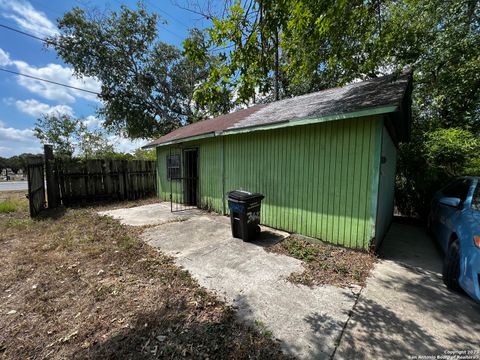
108, 135, 146, 153
15, 99, 74, 118
0, 48, 11, 66
0, 0, 58, 38
0, 123, 34, 141
2, 97, 15, 106
0, 45, 101, 104
0, 120, 41, 156
12, 60, 101, 103
82, 115, 103, 128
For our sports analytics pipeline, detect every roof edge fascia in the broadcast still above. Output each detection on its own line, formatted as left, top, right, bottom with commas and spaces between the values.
153, 105, 398, 147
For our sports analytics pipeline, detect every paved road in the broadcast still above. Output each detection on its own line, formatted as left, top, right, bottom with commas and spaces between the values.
0, 181, 28, 192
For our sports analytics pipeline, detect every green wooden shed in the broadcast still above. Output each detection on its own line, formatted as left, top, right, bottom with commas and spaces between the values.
145, 73, 412, 250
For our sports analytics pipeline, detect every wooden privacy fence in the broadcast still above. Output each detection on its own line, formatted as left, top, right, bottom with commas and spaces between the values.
26, 160, 46, 217
26, 145, 157, 216
54, 159, 156, 206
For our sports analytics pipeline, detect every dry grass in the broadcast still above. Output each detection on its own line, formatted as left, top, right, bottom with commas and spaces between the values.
266, 236, 376, 288
0, 193, 289, 359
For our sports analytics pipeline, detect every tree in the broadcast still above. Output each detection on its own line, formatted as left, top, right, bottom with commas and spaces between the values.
34, 113, 115, 159
34, 113, 77, 158
133, 148, 156, 160
77, 123, 114, 159
0, 154, 43, 176
182, 0, 289, 107
182, 0, 384, 106
50, 4, 227, 139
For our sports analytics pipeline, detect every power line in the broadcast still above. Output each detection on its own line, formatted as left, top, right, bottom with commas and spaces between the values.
111, 0, 185, 40
158, 24, 184, 40
0, 23, 56, 46
144, 0, 190, 29
0, 23, 72, 53
0, 68, 100, 95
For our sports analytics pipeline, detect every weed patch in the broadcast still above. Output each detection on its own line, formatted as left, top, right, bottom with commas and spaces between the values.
266, 236, 376, 287
0, 201, 16, 213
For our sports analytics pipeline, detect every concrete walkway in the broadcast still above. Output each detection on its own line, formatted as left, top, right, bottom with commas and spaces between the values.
98, 202, 202, 226
100, 205, 480, 359
335, 222, 480, 359
101, 204, 359, 359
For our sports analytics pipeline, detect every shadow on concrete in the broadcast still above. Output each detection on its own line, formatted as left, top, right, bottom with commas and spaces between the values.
231, 286, 356, 359
335, 296, 442, 359
378, 221, 443, 274
248, 230, 286, 247
376, 261, 480, 332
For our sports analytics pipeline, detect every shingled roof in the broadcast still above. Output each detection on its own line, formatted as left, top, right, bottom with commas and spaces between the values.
145, 72, 411, 148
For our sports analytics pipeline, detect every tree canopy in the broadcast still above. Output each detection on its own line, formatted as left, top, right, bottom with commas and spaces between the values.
183, 0, 479, 128
34, 113, 114, 159
50, 4, 228, 139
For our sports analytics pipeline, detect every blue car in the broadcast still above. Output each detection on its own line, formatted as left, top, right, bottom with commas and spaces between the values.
428, 176, 480, 302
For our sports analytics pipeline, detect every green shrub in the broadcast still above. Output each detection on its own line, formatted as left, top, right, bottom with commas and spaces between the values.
396, 127, 480, 218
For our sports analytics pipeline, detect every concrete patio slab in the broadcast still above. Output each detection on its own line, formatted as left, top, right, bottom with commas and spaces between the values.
98, 202, 202, 226
335, 223, 480, 360
140, 212, 359, 359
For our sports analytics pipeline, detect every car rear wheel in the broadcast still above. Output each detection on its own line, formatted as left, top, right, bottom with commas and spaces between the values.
443, 240, 461, 291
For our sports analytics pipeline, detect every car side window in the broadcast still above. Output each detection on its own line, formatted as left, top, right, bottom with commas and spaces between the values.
442, 179, 471, 202
473, 184, 480, 211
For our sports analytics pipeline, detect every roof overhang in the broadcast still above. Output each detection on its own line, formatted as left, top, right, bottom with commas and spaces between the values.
146, 104, 399, 148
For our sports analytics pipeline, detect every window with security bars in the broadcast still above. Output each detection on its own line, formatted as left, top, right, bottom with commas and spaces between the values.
166, 154, 181, 180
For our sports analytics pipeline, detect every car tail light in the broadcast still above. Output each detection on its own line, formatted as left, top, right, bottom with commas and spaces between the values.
474, 236, 480, 248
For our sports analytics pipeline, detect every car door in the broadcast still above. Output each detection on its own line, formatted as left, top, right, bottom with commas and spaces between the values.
434, 178, 472, 252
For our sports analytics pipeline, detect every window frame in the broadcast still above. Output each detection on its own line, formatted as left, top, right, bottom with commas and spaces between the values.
166, 154, 181, 181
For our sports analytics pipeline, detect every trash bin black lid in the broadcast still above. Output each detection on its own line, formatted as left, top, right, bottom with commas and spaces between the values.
227, 190, 264, 202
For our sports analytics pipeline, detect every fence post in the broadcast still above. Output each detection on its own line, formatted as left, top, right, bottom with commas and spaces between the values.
123, 160, 130, 200
44, 145, 60, 209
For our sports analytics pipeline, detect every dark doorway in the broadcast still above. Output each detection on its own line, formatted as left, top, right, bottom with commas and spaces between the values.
183, 149, 199, 206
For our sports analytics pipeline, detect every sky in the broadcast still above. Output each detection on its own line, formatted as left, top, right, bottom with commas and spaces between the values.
0, 0, 210, 157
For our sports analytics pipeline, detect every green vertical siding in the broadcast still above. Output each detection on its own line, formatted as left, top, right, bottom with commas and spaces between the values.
156, 146, 172, 201
156, 116, 382, 249
198, 138, 224, 212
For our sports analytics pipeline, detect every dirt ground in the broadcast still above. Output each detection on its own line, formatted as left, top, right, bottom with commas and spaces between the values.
266, 236, 376, 287
0, 193, 289, 359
